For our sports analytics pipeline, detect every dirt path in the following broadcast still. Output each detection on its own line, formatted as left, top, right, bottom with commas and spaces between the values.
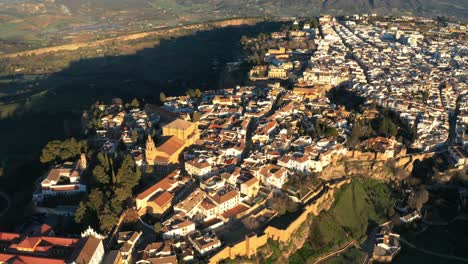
313, 240, 359, 264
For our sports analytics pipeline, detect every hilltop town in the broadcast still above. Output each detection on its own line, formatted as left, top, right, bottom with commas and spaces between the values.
0, 15, 466, 264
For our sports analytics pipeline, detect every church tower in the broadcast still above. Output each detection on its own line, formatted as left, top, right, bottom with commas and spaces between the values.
145, 136, 157, 165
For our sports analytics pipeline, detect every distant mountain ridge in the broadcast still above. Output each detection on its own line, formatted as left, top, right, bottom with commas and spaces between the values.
0, 0, 467, 20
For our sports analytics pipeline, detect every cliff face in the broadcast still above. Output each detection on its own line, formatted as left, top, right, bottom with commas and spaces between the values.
322, 152, 435, 181
320, 159, 403, 181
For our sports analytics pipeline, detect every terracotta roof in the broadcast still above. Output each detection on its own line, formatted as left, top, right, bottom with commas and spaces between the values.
40, 236, 79, 247
148, 255, 177, 264
175, 188, 206, 212
71, 236, 102, 264
262, 120, 277, 134
156, 136, 185, 156
0, 253, 13, 262
150, 191, 174, 208
200, 198, 216, 210
0, 232, 20, 241
172, 220, 194, 229
164, 119, 194, 130
293, 87, 317, 94
15, 237, 41, 250
221, 204, 249, 219
0, 254, 65, 264
136, 174, 177, 200
189, 232, 220, 251
210, 189, 239, 205
259, 164, 288, 179
39, 224, 52, 236
186, 158, 211, 169
243, 177, 258, 187
144, 242, 163, 252
50, 185, 79, 191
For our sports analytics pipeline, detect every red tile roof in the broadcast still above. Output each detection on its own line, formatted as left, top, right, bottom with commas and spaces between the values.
151, 191, 174, 208
0, 232, 20, 241
136, 174, 177, 200
156, 136, 185, 156
15, 237, 41, 250
39, 224, 52, 236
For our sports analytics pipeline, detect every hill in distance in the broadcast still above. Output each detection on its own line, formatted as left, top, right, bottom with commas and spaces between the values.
0, 0, 466, 53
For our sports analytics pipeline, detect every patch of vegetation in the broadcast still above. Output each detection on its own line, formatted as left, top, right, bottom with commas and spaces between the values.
40, 138, 87, 164
327, 86, 365, 112
265, 239, 282, 264
75, 153, 141, 232
326, 247, 366, 264
289, 179, 395, 263
267, 192, 299, 216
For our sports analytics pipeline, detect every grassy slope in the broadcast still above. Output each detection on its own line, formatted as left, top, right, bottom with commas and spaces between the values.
289, 179, 395, 264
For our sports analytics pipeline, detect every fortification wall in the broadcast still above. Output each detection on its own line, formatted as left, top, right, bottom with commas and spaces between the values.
208, 179, 351, 263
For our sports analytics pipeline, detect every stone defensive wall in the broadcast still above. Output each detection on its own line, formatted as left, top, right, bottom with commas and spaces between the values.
208, 179, 351, 263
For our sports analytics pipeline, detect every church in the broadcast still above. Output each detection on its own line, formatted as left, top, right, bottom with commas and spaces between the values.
145, 119, 199, 167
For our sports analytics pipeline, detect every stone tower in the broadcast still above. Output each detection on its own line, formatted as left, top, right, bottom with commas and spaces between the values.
145, 136, 157, 165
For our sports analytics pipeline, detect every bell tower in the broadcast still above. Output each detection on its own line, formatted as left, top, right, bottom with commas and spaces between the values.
145, 136, 156, 165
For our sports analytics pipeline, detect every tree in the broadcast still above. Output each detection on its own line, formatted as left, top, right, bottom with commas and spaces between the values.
131, 129, 139, 143
378, 117, 397, 138
154, 222, 163, 233
115, 155, 141, 195
130, 98, 140, 109
349, 123, 362, 148
242, 217, 260, 230
194, 89, 202, 98
92, 153, 111, 185
159, 92, 167, 102
192, 111, 201, 122
40, 138, 86, 164
408, 187, 429, 211
75, 201, 90, 224
268, 193, 298, 215
99, 207, 119, 232
240, 35, 249, 45
324, 126, 338, 138
185, 89, 195, 98
123, 209, 139, 224
88, 189, 105, 211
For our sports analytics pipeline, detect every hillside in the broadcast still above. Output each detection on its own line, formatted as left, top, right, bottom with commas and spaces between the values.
0, 0, 466, 53
257, 179, 395, 263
